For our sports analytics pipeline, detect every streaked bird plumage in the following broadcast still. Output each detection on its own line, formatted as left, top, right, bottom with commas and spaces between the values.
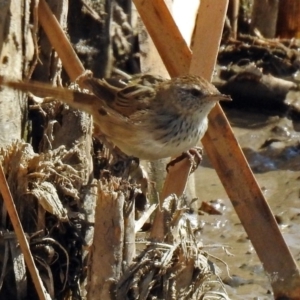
0, 74, 231, 160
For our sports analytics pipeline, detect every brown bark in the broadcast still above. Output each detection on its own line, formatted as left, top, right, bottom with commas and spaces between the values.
0, 0, 31, 147
0, 1, 32, 297
276, 0, 300, 38
0, 0, 97, 298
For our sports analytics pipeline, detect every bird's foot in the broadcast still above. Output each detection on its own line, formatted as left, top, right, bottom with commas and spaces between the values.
166, 147, 203, 173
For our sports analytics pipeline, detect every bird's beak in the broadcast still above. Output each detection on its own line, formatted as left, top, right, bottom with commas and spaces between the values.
209, 93, 232, 102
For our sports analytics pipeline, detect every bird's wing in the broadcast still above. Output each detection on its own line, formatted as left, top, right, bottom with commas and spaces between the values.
83, 75, 165, 118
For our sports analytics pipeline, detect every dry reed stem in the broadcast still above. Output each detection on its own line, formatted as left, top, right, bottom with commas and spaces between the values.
133, 0, 300, 297
38, 0, 85, 81
0, 164, 50, 300
36, 0, 300, 297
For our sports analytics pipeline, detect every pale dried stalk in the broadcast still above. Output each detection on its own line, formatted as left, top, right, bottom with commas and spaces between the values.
133, 0, 300, 297
87, 185, 124, 300
38, 0, 85, 81
0, 163, 50, 300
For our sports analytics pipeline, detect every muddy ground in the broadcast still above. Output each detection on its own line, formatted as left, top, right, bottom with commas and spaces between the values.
195, 107, 300, 299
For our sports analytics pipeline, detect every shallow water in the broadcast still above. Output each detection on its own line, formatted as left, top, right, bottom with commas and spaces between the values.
194, 108, 300, 299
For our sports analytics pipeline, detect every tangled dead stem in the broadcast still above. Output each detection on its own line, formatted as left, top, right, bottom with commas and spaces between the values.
0, 141, 229, 299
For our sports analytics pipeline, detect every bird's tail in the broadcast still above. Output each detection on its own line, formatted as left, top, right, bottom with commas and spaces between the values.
0, 76, 99, 115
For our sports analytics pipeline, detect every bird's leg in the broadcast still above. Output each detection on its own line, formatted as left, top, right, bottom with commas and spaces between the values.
166, 147, 203, 173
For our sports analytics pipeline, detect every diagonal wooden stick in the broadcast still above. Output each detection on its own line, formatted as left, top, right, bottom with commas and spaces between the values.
34, 0, 300, 297
38, 0, 85, 81
133, 0, 300, 298
0, 164, 49, 300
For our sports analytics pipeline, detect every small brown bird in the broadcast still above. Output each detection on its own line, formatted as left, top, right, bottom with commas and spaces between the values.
0, 74, 231, 160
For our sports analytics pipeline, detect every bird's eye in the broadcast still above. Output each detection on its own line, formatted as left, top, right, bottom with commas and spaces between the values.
189, 88, 203, 97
